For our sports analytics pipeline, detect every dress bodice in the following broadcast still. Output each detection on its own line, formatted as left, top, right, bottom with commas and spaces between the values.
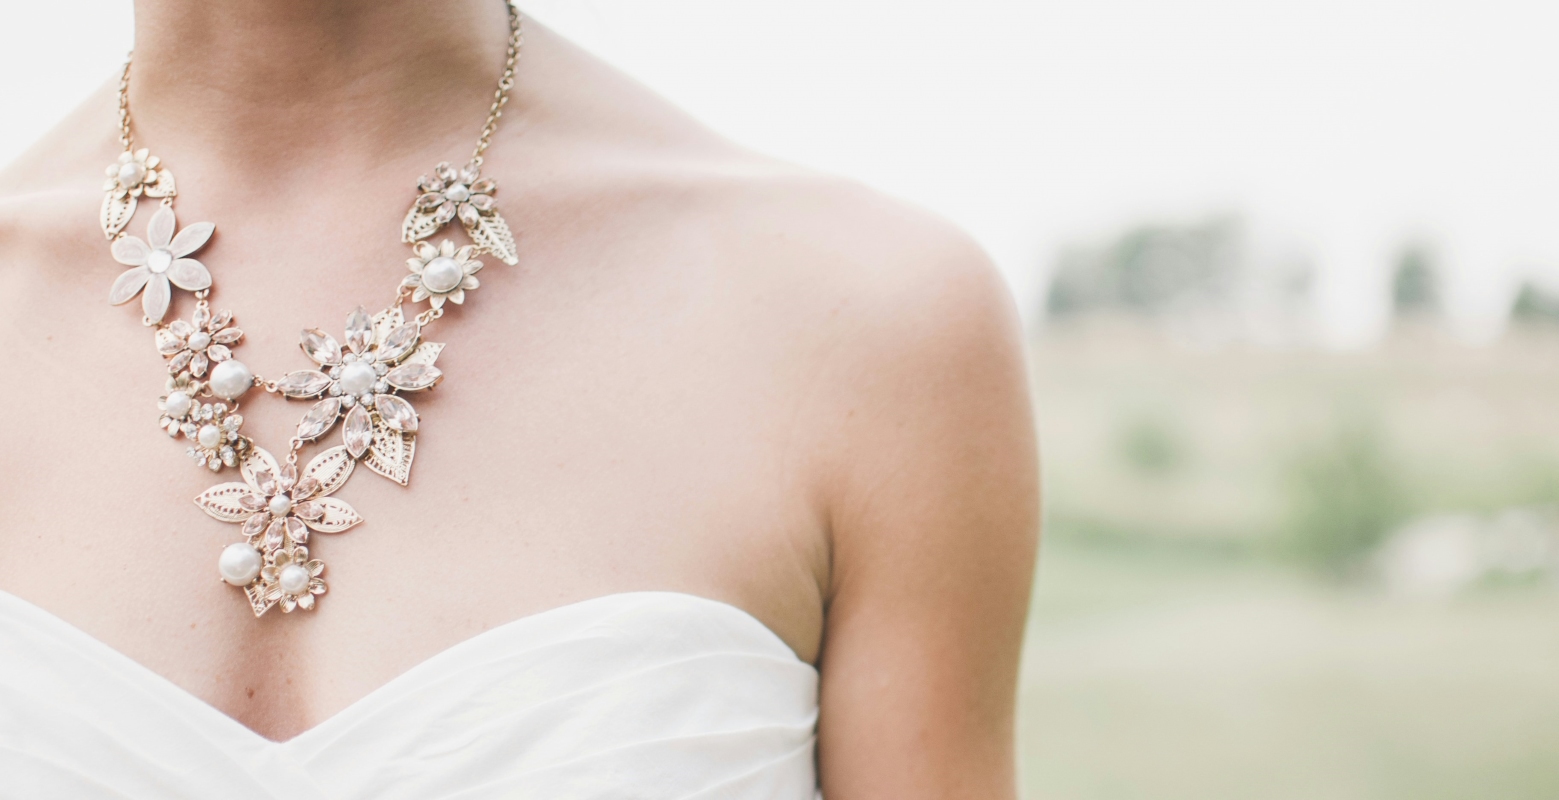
0, 590, 819, 799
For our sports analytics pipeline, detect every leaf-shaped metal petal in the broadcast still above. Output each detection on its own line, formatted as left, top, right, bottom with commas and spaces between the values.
384, 363, 442, 391
401, 341, 444, 367
276, 370, 331, 398
142, 168, 176, 198
193, 482, 254, 522
245, 582, 277, 617
342, 403, 373, 458
100, 192, 137, 239
300, 329, 343, 366
242, 448, 282, 495
466, 209, 518, 265
345, 306, 373, 355
363, 420, 416, 485
305, 497, 363, 533
401, 206, 442, 243
302, 445, 355, 497
377, 324, 421, 364
296, 397, 342, 441
374, 394, 418, 432
371, 307, 404, 349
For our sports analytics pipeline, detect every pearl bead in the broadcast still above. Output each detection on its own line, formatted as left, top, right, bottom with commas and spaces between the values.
117, 160, 146, 188
146, 249, 173, 274
422, 256, 463, 293
209, 359, 253, 400
338, 361, 377, 396
278, 564, 311, 596
268, 493, 293, 517
164, 391, 192, 419
187, 331, 211, 350
197, 424, 221, 449
444, 184, 471, 203
218, 543, 263, 586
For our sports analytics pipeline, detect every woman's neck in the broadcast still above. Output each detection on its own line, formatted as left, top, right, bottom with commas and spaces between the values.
126, 0, 514, 174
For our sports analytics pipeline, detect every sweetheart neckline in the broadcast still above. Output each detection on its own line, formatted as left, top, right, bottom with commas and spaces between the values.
0, 588, 810, 746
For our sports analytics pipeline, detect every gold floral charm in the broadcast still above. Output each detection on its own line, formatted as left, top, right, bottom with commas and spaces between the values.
196, 447, 360, 616
108, 206, 214, 322
274, 307, 443, 484
401, 161, 517, 265
403, 240, 483, 308
101, 148, 176, 238
254, 546, 328, 614
157, 372, 203, 436
156, 305, 243, 377
180, 400, 250, 472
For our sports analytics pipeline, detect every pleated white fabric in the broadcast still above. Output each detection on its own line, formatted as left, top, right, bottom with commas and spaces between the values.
0, 590, 820, 800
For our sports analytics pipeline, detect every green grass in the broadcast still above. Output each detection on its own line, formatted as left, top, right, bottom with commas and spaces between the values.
1019, 322, 1559, 798
1018, 537, 1559, 800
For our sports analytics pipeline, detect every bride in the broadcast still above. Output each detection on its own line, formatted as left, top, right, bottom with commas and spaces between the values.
0, 1, 1038, 797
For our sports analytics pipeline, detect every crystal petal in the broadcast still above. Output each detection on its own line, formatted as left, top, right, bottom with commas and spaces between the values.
192, 304, 211, 331
189, 352, 208, 377
212, 327, 243, 344
206, 344, 232, 362
345, 306, 373, 355
436, 162, 457, 183
286, 516, 309, 545
384, 363, 442, 391
242, 511, 270, 537
292, 501, 324, 521
470, 178, 496, 195
277, 370, 331, 398
296, 397, 342, 441
377, 323, 421, 363
343, 403, 373, 458
469, 193, 495, 212
300, 329, 343, 366
166, 350, 194, 374
154, 330, 183, 355
375, 394, 418, 432
415, 191, 444, 209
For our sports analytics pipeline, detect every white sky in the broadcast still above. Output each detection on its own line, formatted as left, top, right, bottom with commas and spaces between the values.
4, 1, 1556, 344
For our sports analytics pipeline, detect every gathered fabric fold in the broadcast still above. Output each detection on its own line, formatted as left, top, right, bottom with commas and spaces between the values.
0, 590, 819, 800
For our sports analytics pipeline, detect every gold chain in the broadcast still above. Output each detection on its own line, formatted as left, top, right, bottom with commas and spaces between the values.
470, 1, 524, 169
115, 1, 523, 158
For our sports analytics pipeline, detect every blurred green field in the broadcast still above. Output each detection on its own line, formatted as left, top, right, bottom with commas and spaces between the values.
1017, 321, 1559, 798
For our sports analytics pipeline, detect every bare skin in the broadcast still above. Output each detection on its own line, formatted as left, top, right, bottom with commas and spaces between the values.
0, 1, 1038, 796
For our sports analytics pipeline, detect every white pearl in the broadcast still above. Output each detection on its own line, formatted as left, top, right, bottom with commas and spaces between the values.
278, 564, 311, 595
444, 184, 471, 203
218, 543, 263, 586
117, 160, 146, 188
197, 424, 221, 449
268, 493, 293, 517
164, 391, 192, 419
338, 361, 377, 396
187, 331, 211, 350
421, 256, 463, 293
209, 359, 253, 400
146, 249, 173, 274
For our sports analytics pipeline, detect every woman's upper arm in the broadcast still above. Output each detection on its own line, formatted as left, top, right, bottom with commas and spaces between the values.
812, 228, 1040, 798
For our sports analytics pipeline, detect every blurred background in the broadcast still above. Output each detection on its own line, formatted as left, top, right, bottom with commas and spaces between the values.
9, 1, 1559, 796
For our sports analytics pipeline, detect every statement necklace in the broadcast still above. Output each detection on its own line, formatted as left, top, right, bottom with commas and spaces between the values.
101, 5, 523, 616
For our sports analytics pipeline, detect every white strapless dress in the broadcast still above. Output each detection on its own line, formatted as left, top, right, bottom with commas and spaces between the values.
0, 590, 820, 799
